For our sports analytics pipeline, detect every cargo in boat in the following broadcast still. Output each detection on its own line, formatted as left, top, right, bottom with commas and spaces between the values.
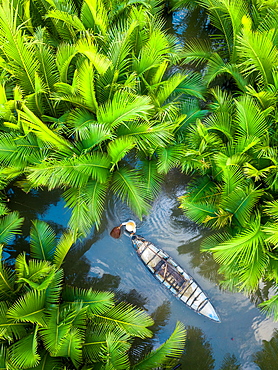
129, 233, 220, 323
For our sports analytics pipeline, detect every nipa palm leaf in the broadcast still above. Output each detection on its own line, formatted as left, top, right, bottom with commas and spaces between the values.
100, 331, 131, 370
30, 220, 56, 261
54, 327, 83, 367
0, 301, 27, 341
63, 179, 109, 234
259, 294, 278, 322
56, 43, 77, 83
45, 269, 63, 306
0, 1, 39, 93
111, 168, 149, 219
76, 59, 98, 113
0, 211, 24, 245
15, 254, 54, 288
234, 95, 268, 138
27, 153, 111, 189
62, 286, 114, 315
80, 0, 108, 36
207, 217, 269, 291
92, 301, 154, 339
8, 326, 40, 369
220, 186, 264, 227
157, 145, 184, 174
107, 137, 135, 166
97, 91, 153, 129
138, 158, 163, 199
7, 290, 46, 326
53, 230, 76, 269
39, 305, 71, 355
83, 324, 130, 364
0, 245, 16, 299
76, 36, 112, 75
131, 321, 186, 370
237, 22, 278, 85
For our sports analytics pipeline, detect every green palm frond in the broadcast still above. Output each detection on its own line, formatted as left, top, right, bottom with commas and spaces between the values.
117, 121, 174, 153
176, 98, 209, 134
220, 186, 264, 227
0, 133, 42, 171
53, 230, 76, 269
34, 28, 59, 94
0, 211, 24, 245
264, 200, 278, 220
30, 220, 56, 261
15, 255, 55, 290
54, 327, 83, 367
25, 351, 62, 370
19, 104, 75, 155
138, 158, 163, 199
77, 36, 112, 74
92, 302, 153, 339
56, 43, 77, 83
76, 59, 98, 112
133, 28, 174, 75
221, 166, 245, 196
0, 301, 27, 341
0, 1, 39, 93
27, 153, 111, 189
183, 176, 218, 203
204, 112, 233, 141
8, 326, 40, 369
7, 290, 46, 326
259, 294, 278, 321
234, 96, 268, 138
237, 19, 278, 85
199, 0, 248, 59
174, 71, 206, 100
179, 198, 218, 226
97, 91, 153, 128
108, 137, 135, 166
100, 331, 131, 370
45, 269, 63, 306
39, 305, 71, 355
181, 38, 213, 65
132, 321, 186, 370
206, 217, 269, 291
264, 223, 278, 249
62, 286, 114, 315
63, 180, 109, 233
45, 9, 86, 31
0, 245, 16, 299
80, 0, 108, 36
106, 19, 138, 76
111, 167, 149, 218
208, 87, 234, 113
154, 73, 188, 106
157, 145, 184, 174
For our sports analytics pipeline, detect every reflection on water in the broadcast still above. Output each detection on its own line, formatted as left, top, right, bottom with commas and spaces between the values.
253, 329, 278, 370
180, 326, 215, 370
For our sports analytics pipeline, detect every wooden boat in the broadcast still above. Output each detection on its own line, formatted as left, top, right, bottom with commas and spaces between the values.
129, 233, 221, 323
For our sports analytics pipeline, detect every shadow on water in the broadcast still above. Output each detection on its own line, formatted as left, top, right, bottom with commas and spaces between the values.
253, 329, 278, 370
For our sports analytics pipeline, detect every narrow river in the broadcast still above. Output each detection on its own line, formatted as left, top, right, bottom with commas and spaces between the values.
24, 169, 277, 369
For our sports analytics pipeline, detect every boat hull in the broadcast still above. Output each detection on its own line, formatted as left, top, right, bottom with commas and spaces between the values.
131, 234, 220, 323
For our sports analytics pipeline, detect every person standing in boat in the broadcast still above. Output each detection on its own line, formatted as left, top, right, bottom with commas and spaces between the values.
110, 220, 136, 238
122, 220, 136, 235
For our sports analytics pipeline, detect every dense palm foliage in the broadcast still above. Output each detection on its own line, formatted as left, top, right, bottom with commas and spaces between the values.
176, 0, 278, 318
0, 0, 206, 236
0, 211, 186, 369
